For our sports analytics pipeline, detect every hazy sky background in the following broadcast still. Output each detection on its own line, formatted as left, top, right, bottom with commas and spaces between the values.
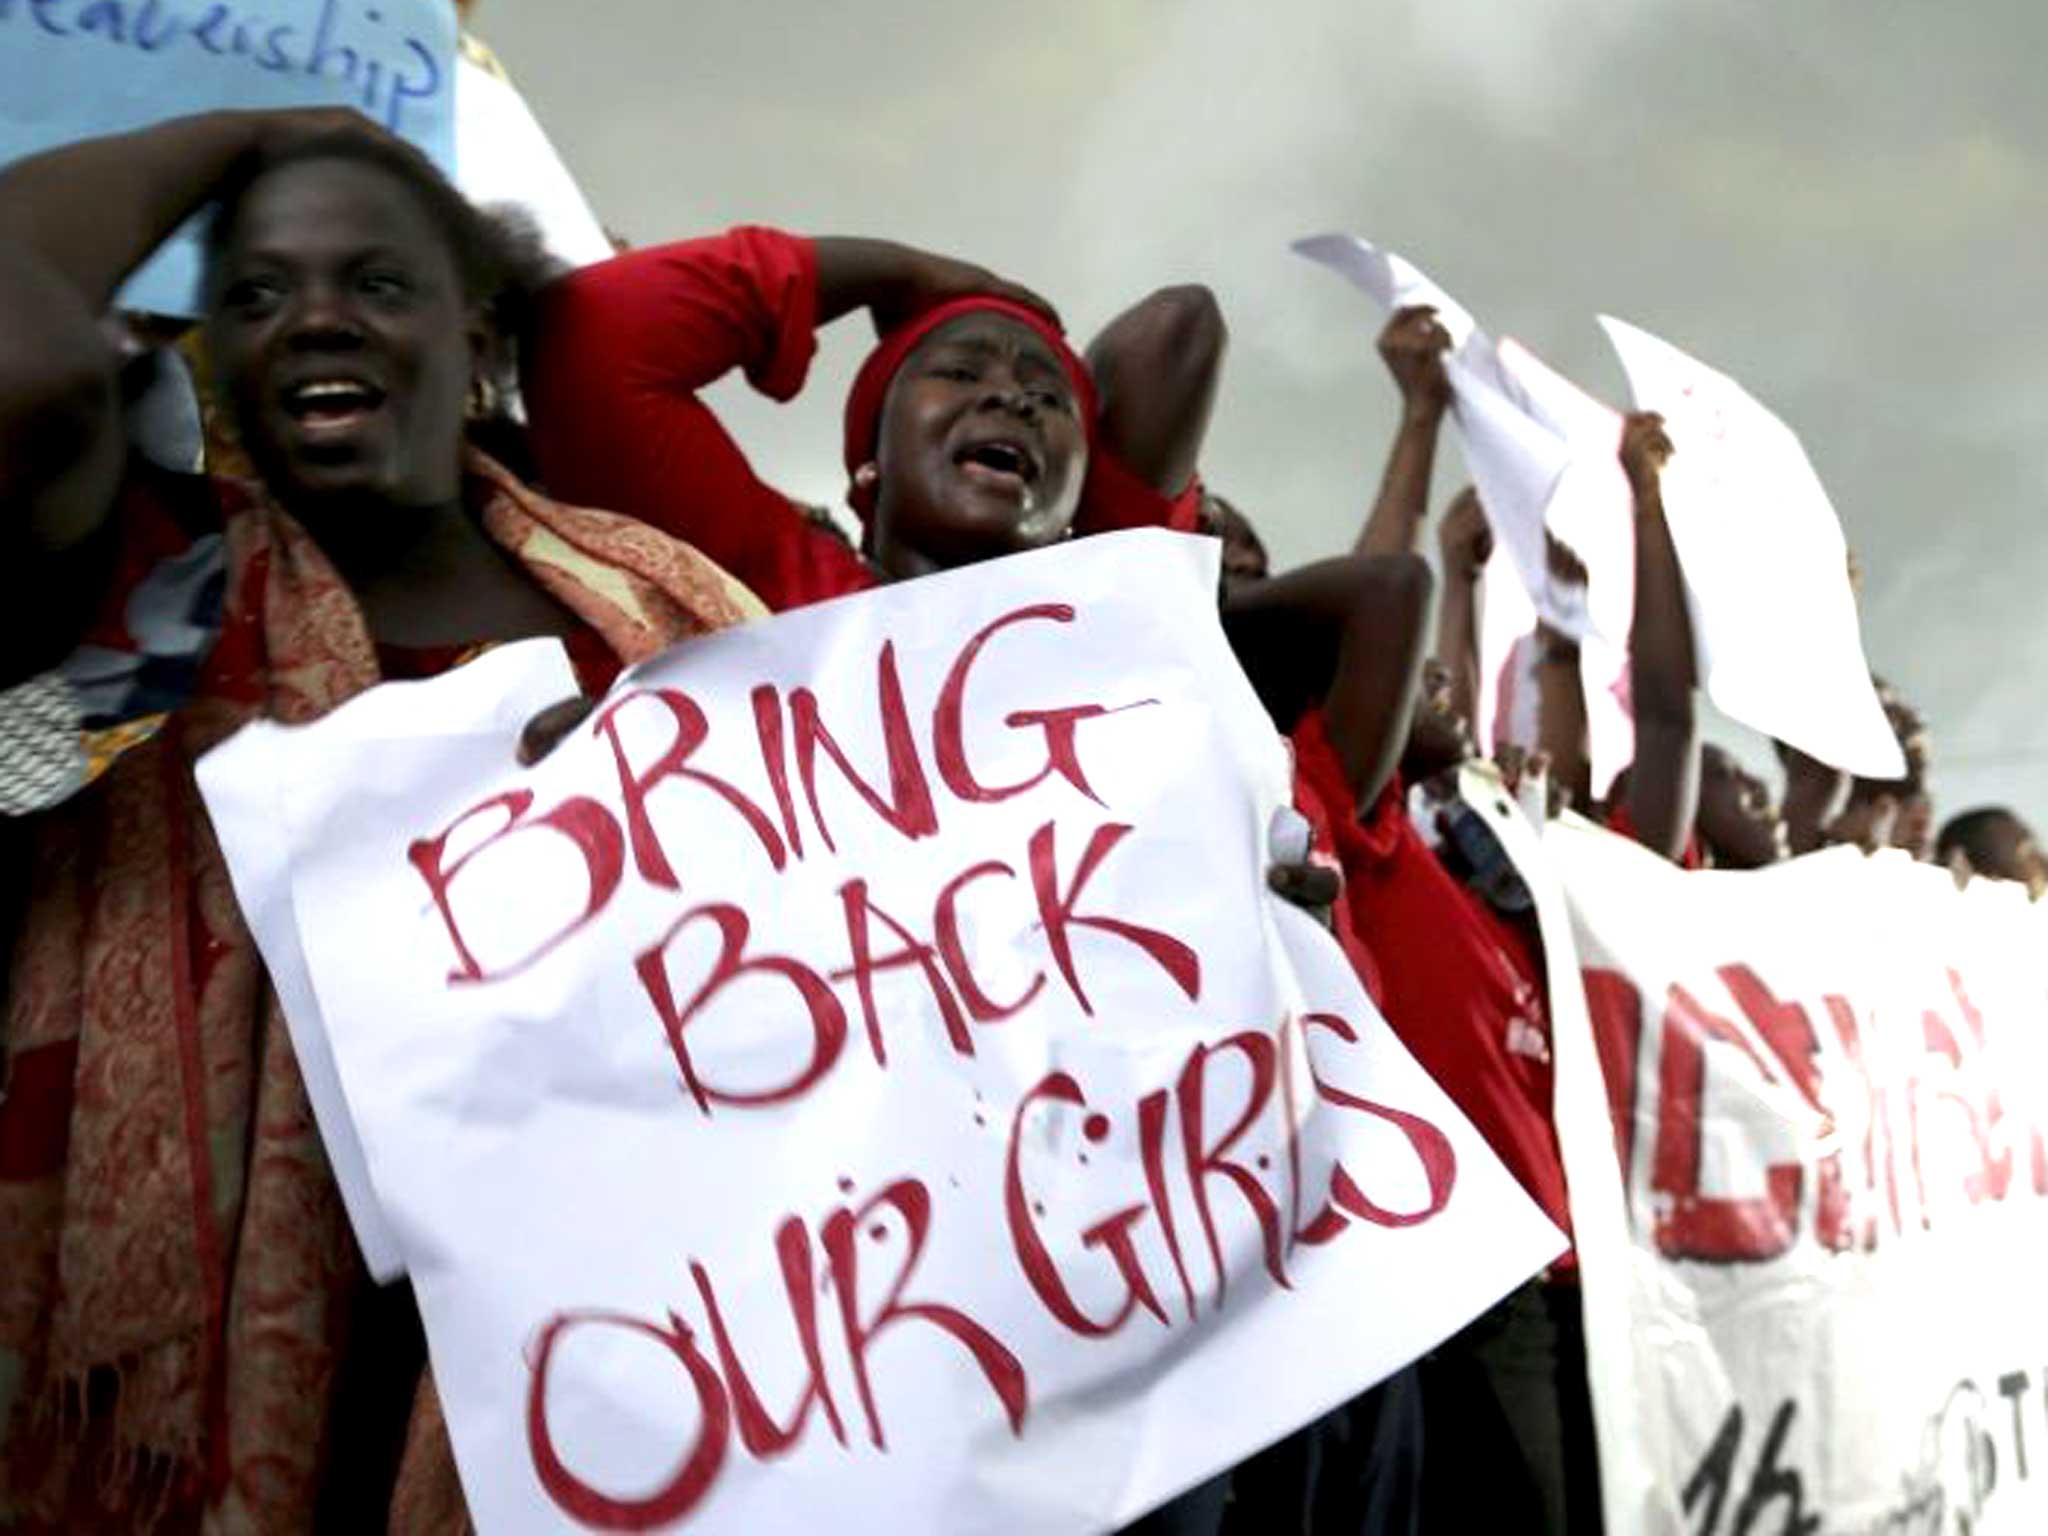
481, 0, 2046, 828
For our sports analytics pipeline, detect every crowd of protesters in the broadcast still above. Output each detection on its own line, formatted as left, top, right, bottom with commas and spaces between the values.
0, 16, 2039, 1536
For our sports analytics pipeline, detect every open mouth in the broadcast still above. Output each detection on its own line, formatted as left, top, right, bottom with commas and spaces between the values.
953, 437, 1040, 489
280, 377, 387, 434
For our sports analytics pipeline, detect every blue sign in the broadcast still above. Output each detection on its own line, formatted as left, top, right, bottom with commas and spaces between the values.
0, 0, 459, 315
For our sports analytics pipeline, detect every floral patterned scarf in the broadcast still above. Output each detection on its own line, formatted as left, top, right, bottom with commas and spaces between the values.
0, 449, 763, 1530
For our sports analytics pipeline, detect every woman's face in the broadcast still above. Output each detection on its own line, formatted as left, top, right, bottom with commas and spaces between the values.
1699, 746, 1789, 869
1402, 658, 1474, 783
870, 313, 1087, 570
205, 158, 474, 519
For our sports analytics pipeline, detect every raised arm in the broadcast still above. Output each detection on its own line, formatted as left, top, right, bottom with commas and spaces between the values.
0, 110, 325, 681
1223, 553, 1434, 812
1083, 285, 1225, 498
1619, 411, 1699, 861
1533, 536, 1592, 808
522, 231, 1049, 605
1434, 487, 1491, 728
1355, 305, 1452, 557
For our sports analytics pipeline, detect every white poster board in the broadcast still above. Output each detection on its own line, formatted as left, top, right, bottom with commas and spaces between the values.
1291, 234, 1583, 636
1512, 818, 2048, 1534
200, 531, 1562, 1533
1597, 317, 1904, 779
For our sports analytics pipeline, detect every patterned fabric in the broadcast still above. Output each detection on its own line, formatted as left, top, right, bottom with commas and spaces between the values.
0, 499, 224, 821
0, 677, 86, 818
0, 448, 760, 1530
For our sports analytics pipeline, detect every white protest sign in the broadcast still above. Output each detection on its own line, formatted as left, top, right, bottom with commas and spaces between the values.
1291, 235, 1583, 636
201, 530, 1563, 1533
1517, 822, 2048, 1534
0, 0, 460, 317
1597, 317, 1904, 779
197, 638, 585, 1281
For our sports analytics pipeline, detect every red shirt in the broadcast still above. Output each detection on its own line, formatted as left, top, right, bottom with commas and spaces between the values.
1607, 800, 1705, 870
523, 227, 1192, 615
1290, 711, 1572, 1248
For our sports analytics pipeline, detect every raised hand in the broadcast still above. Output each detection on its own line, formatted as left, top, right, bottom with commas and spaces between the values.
1619, 410, 1674, 493
1377, 304, 1453, 418
875, 247, 1059, 334
1438, 487, 1494, 581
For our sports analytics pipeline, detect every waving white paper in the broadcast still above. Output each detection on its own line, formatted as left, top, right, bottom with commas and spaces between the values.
1598, 317, 1905, 778
1292, 235, 1581, 636
200, 531, 1562, 1534
1290, 233, 1477, 353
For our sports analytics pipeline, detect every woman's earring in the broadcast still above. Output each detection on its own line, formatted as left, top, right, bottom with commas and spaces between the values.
853, 461, 880, 491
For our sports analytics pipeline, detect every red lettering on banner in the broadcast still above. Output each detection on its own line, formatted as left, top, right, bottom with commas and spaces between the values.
1139, 1086, 1199, 1322
1301, 1012, 1458, 1230
1651, 984, 1802, 1263
931, 604, 1152, 806
594, 689, 786, 885
820, 1180, 1029, 1447
931, 861, 1045, 1023
410, 790, 625, 984
1925, 969, 2015, 1205
690, 1219, 847, 1457
1717, 966, 1852, 1251
529, 1179, 1023, 1520
1029, 821, 1201, 1015
750, 684, 806, 861
635, 904, 849, 1112
790, 642, 939, 853
1005, 1073, 1168, 1337
527, 1309, 731, 1530
1177, 1032, 1291, 1302
1582, 968, 1645, 1179
832, 878, 973, 1063
1820, 995, 1884, 1250
1000, 1013, 1457, 1335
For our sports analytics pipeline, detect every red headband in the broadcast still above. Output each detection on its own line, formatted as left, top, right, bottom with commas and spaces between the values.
841, 297, 1098, 516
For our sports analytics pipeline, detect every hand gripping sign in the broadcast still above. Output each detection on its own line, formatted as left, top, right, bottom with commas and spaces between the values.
200, 530, 1562, 1533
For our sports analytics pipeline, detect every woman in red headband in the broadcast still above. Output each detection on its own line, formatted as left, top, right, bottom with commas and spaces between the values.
521, 228, 1215, 609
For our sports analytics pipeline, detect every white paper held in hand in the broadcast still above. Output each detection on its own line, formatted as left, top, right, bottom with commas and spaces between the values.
1597, 316, 1905, 779
199, 531, 1563, 1534
1291, 234, 1582, 637
1289, 233, 1478, 353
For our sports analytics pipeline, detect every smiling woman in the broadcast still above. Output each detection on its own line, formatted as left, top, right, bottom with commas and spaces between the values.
0, 108, 761, 1529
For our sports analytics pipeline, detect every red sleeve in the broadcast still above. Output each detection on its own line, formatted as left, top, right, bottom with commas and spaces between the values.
522, 227, 872, 612
1606, 800, 1704, 870
1076, 449, 1202, 535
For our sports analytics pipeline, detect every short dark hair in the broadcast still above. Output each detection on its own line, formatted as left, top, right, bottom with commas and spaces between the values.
202, 130, 559, 385
1936, 806, 2025, 867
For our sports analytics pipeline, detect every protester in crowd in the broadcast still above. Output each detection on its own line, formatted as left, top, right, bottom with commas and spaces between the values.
1775, 739, 1852, 856
1938, 807, 2047, 898
1829, 679, 1936, 859
1200, 489, 1271, 596
1613, 410, 1790, 870
519, 227, 1218, 612
523, 231, 1447, 1536
1432, 486, 1489, 736
1268, 305, 1595, 1536
0, 108, 766, 1530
